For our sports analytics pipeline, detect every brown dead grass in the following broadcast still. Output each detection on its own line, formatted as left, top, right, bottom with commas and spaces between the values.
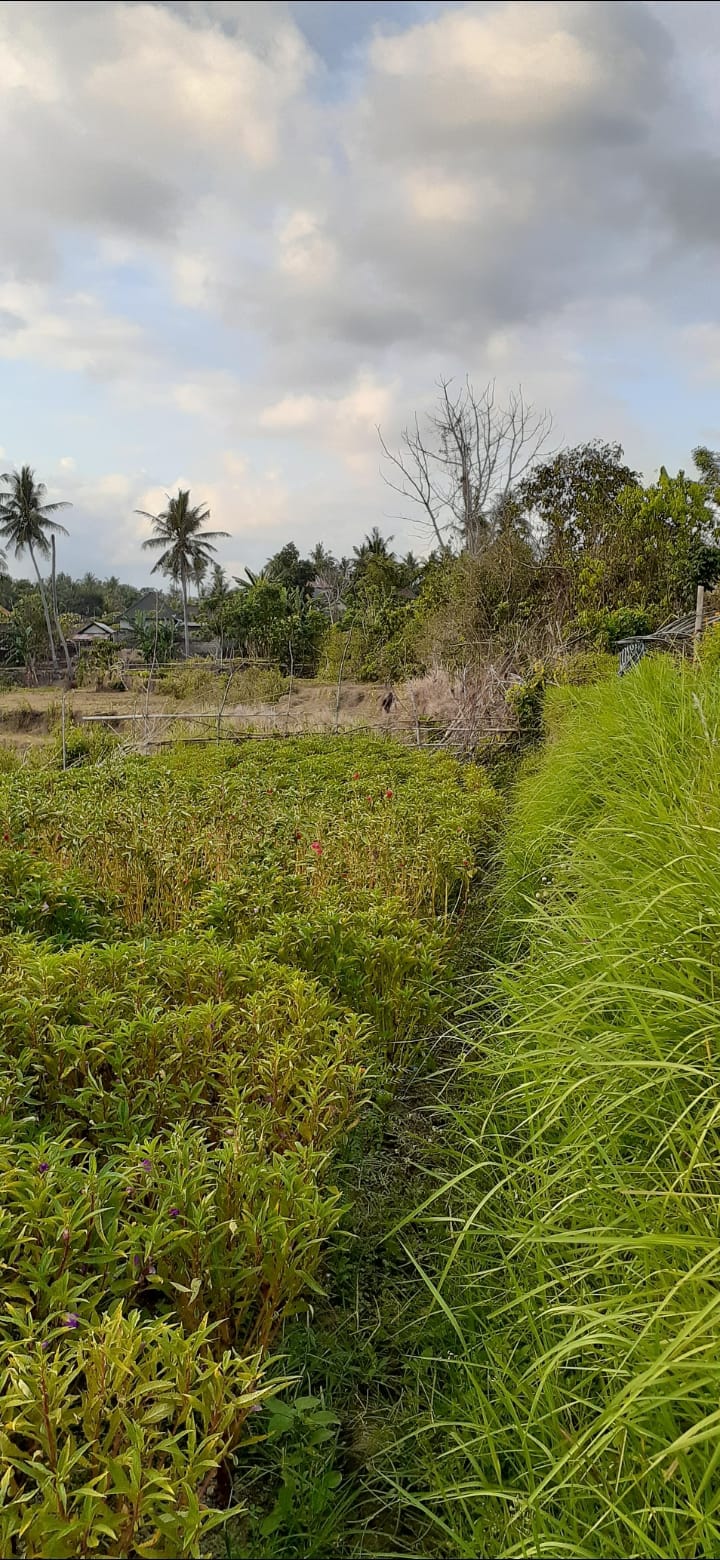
0, 677, 459, 750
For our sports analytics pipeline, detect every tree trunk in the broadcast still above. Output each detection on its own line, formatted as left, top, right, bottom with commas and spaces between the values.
51, 535, 74, 683
29, 542, 58, 670
181, 569, 190, 659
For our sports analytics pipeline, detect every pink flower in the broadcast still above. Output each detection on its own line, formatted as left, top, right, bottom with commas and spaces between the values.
310, 841, 323, 856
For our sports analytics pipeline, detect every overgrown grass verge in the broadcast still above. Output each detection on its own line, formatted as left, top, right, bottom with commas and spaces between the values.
372, 658, 720, 1559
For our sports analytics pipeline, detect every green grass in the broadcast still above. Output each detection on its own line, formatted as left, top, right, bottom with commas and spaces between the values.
375, 658, 720, 1558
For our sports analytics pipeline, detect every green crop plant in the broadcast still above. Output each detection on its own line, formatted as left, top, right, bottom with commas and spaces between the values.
0, 732, 497, 1555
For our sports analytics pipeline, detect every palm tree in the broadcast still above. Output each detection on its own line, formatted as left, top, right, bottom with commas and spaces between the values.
136, 489, 228, 657
309, 542, 336, 573
353, 526, 394, 562
0, 466, 70, 669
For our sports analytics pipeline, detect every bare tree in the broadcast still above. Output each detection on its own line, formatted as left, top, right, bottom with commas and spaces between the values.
312, 556, 353, 624
379, 378, 552, 555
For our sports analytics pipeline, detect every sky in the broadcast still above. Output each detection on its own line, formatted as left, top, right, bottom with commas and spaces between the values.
0, 0, 719, 584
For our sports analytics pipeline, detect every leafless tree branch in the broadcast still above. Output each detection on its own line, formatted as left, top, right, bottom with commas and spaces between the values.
379, 378, 553, 554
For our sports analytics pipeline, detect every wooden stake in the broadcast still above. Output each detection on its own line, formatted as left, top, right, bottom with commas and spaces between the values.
694, 583, 705, 657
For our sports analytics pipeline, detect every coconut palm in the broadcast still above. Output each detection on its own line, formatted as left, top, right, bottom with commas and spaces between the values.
353, 526, 395, 564
136, 489, 228, 657
0, 466, 70, 669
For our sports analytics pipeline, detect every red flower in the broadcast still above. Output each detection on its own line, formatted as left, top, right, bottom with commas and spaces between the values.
352, 771, 360, 779
385, 789, 393, 799
310, 841, 323, 856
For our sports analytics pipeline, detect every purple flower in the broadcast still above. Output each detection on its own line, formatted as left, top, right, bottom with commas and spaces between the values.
64, 1313, 80, 1329
38, 1161, 49, 1175
141, 1158, 152, 1173
40, 1339, 50, 1352
133, 1255, 141, 1267
169, 1207, 180, 1218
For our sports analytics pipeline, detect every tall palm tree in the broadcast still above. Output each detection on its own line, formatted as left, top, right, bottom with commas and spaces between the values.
0, 466, 70, 669
136, 489, 228, 658
353, 527, 395, 564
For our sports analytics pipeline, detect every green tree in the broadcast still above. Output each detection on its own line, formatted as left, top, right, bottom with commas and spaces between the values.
519, 441, 640, 575
200, 565, 233, 660
102, 577, 143, 618
136, 490, 228, 658
133, 613, 176, 665
8, 590, 50, 678
224, 576, 289, 660
265, 542, 315, 596
0, 466, 70, 669
606, 468, 720, 615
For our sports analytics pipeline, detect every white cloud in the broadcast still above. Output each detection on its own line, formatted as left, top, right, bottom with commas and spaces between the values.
277, 209, 338, 284
0, 281, 153, 383
259, 375, 397, 470
0, 0, 717, 580
371, 2, 602, 126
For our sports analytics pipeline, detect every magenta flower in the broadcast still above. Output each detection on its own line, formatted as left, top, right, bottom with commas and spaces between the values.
141, 1158, 152, 1172
310, 841, 323, 856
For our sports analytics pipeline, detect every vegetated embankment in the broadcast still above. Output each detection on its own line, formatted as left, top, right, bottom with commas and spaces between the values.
382, 657, 720, 1559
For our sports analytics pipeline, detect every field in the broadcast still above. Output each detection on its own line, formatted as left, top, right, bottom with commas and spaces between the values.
5, 656, 718, 1560
0, 733, 497, 1557
381, 656, 720, 1558
0, 671, 461, 754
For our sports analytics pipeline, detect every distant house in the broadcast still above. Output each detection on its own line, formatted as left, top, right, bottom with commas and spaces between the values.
131, 591, 175, 621
70, 620, 117, 647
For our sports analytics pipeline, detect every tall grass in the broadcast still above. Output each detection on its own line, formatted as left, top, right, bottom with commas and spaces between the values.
386, 658, 720, 1558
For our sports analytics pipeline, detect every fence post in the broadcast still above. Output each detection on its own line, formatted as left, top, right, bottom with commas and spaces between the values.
694, 583, 705, 657
334, 628, 353, 735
